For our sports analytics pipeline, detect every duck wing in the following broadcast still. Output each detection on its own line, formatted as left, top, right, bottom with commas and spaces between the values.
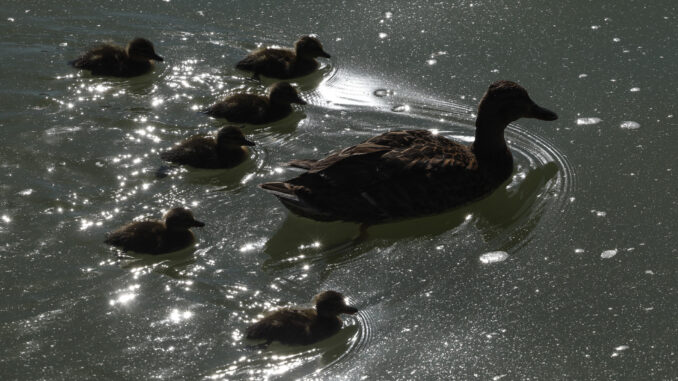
160, 135, 220, 168
204, 94, 268, 123
262, 130, 488, 223
104, 221, 165, 253
70, 45, 127, 76
246, 308, 316, 345
236, 48, 295, 78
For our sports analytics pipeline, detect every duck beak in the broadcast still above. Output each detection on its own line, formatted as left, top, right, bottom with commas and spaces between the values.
191, 220, 205, 227
342, 306, 358, 315
319, 50, 331, 59
241, 138, 256, 146
527, 102, 558, 121
152, 53, 164, 62
293, 96, 307, 105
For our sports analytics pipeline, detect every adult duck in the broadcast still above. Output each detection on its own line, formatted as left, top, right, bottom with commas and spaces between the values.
204, 82, 306, 124
259, 81, 558, 224
160, 126, 255, 169
246, 291, 358, 345
105, 207, 204, 254
70, 37, 164, 77
236, 35, 331, 79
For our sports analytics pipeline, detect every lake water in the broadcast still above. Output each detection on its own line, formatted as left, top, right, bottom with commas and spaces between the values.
1, 0, 676, 379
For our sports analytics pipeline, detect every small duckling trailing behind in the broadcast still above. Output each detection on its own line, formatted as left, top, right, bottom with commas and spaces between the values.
204, 82, 306, 124
246, 290, 358, 346
105, 207, 204, 254
236, 35, 331, 79
160, 126, 255, 169
70, 37, 164, 77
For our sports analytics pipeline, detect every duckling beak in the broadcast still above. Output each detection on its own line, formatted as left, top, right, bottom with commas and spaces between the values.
527, 103, 558, 121
191, 220, 205, 227
293, 96, 307, 105
152, 53, 164, 62
342, 306, 358, 315
241, 138, 256, 146
319, 50, 331, 59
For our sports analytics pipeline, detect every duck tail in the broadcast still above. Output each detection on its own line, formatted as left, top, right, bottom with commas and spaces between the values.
286, 159, 317, 170
259, 182, 300, 201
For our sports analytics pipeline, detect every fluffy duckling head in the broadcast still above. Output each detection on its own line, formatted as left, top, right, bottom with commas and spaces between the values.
313, 291, 358, 318
268, 82, 307, 105
163, 207, 205, 230
216, 126, 256, 149
127, 37, 164, 62
295, 36, 331, 59
477, 81, 558, 127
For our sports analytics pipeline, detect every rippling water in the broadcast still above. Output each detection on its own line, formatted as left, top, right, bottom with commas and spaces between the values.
1, 0, 677, 379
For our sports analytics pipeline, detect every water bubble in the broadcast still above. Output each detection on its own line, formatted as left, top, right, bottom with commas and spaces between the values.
373, 89, 394, 97
378, 33, 388, 39
620, 121, 640, 130
479, 251, 509, 264
601, 249, 618, 259
576, 117, 602, 125
630, 87, 640, 92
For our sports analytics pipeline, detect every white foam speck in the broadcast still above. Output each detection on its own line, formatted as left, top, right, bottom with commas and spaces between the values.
630, 87, 640, 92
479, 251, 509, 264
576, 117, 602, 125
601, 249, 618, 259
620, 121, 640, 130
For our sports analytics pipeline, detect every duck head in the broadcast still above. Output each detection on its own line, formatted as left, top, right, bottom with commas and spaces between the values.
269, 82, 307, 105
216, 126, 256, 149
313, 291, 358, 318
127, 37, 164, 62
476, 80, 557, 128
163, 207, 205, 230
295, 36, 331, 59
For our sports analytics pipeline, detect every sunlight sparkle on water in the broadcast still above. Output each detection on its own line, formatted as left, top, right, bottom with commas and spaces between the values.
479, 251, 508, 264
620, 121, 640, 130
576, 117, 602, 125
601, 249, 618, 259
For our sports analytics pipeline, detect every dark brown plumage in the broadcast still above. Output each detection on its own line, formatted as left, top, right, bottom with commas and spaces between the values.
69, 37, 164, 77
246, 291, 358, 346
160, 126, 255, 169
260, 81, 558, 224
236, 36, 331, 79
104, 207, 204, 254
203, 82, 306, 124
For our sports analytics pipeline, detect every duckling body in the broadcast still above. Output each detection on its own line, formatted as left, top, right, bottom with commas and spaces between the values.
247, 291, 357, 346
160, 126, 255, 169
236, 36, 331, 79
260, 81, 558, 224
70, 38, 164, 77
204, 82, 306, 124
105, 207, 204, 254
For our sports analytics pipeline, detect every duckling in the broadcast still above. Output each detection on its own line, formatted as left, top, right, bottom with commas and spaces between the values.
160, 126, 255, 169
260, 81, 558, 224
69, 37, 164, 77
204, 82, 306, 124
246, 291, 358, 346
236, 36, 331, 79
104, 207, 204, 254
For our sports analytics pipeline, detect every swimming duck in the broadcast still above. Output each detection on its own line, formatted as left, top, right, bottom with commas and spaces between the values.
69, 37, 164, 77
104, 207, 204, 254
260, 81, 558, 224
236, 36, 331, 79
246, 291, 358, 345
160, 126, 255, 169
204, 82, 306, 124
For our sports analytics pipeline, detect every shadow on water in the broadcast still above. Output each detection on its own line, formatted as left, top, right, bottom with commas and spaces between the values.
263, 162, 559, 270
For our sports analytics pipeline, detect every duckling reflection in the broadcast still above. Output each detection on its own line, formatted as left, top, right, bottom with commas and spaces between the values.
160, 126, 255, 169
204, 82, 306, 124
105, 207, 204, 254
69, 37, 164, 77
247, 291, 357, 346
237, 36, 331, 79
260, 81, 558, 224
